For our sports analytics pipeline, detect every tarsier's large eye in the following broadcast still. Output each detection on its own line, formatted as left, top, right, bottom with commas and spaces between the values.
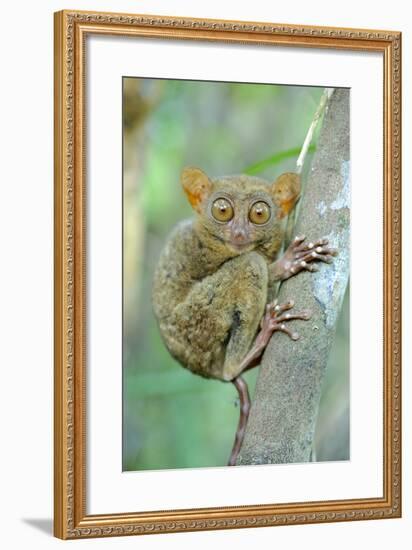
249, 201, 271, 224
211, 198, 234, 222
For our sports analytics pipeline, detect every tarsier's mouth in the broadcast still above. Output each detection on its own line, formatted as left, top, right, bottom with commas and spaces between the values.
228, 240, 255, 252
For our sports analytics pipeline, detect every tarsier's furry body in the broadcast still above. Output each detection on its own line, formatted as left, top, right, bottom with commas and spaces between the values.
152, 167, 337, 465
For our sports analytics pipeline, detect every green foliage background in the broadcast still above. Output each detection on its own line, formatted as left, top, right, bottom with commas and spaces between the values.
123, 78, 349, 471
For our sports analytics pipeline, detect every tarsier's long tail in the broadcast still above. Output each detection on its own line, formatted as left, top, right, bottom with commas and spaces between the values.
228, 376, 251, 466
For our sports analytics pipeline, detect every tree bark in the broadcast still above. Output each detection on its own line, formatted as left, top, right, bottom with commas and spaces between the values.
237, 88, 350, 465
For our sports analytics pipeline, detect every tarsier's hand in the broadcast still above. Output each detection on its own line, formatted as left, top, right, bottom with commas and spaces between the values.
271, 235, 338, 282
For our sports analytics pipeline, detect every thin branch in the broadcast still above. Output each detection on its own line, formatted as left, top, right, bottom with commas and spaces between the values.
296, 88, 335, 174
285, 88, 335, 248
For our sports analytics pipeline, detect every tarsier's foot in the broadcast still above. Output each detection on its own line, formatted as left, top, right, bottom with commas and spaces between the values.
228, 300, 311, 466
273, 235, 338, 281
259, 299, 311, 342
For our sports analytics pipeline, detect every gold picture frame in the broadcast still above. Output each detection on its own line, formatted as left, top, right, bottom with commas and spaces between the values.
54, 9, 401, 539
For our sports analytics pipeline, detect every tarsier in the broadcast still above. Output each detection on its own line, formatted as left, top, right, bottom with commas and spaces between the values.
152, 167, 337, 466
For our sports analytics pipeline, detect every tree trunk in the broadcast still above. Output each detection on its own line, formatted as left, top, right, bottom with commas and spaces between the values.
237, 88, 350, 465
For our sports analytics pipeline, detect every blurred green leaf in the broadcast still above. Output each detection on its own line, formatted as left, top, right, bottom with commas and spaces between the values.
243, 144, 316, 175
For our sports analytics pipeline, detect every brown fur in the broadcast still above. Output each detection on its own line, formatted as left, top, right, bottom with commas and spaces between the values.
152, 168, 300, 382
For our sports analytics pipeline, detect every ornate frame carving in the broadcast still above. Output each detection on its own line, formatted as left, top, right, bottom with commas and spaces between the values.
54, 9, 401, 539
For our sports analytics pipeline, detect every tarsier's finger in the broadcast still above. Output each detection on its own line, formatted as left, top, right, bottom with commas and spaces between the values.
294, 246, 338, 260
291, 235, 306, 247
275, 310, 312, 323
303, 263, 319, 272
300, 251, 334, 264
294, 237, 329, 253
289, 235, 306, 249
289, 261, 318, 276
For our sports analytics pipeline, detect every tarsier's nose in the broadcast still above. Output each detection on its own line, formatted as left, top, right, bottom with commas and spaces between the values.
232, 226, 248, 243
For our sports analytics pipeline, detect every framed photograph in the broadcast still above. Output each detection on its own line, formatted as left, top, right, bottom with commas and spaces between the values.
54, 9, 401, 539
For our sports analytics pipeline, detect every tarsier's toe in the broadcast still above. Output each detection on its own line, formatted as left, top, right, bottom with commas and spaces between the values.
267, 299, 294, 317
299, 309, 312, 320
276, 309, 312, 323
277, 323, 300, 340
282, 310, 311, 321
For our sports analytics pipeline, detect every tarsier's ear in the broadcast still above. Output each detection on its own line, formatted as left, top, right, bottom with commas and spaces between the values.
271, 172, 301, 219
181, 167, 213, 212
